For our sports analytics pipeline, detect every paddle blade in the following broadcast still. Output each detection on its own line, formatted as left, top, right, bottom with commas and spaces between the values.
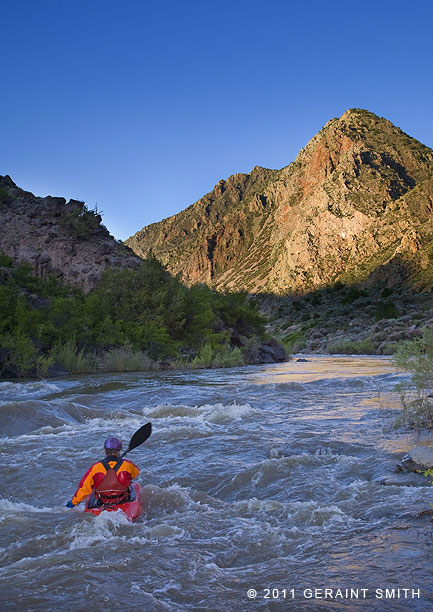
127, 422, 152, 453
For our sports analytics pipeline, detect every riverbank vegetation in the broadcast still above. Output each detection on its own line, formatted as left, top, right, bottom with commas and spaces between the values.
0, 254, 272, 377
393, 328, 433, 431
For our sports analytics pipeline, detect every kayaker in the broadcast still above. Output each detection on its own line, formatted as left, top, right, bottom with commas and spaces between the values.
66, 437, 140, 508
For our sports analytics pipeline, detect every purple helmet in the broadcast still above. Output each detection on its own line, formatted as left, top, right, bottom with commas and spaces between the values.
104, 437, 122, 450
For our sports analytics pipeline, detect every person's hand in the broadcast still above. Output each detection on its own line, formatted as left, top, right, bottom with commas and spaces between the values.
65, 500, 75, 508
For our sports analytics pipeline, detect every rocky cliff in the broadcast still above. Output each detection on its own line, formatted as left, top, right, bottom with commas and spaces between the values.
126, 109, 433, 293
0, 175, 141, 291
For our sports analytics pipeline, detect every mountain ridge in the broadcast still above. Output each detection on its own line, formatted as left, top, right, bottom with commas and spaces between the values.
126, 108, 433, 293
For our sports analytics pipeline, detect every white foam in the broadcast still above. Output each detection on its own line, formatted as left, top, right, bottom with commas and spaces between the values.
144, 402, 258, 425
2, 414, 146, 442
0, 498, 54, 520
68, 509, 131, 550
285, 499, 366, 530
144, 524, 185, 541
152, 581, 182, 595
235, 498, 286, 514
141, 483, 210, 516
0, 380, 61, 401
2, 401, 258, 443
0, 553, 70, 576
205, 403, 258, 424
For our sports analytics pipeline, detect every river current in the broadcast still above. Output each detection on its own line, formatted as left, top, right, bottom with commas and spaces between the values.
0, 356, 432, 611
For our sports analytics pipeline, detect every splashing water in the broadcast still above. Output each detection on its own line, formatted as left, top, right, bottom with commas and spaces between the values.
0, 357, 431, 611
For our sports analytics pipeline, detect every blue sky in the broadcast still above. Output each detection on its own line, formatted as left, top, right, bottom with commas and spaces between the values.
1, 0, 432, 240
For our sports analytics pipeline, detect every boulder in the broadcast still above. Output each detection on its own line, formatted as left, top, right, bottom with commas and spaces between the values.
47, 363, 69, 377
258, 339, 286, 363
63, 200, 84, 215
376, 473, 424, 486
407, 328, 423, 339
397, 446, 433, 473
1, 363, 20, 378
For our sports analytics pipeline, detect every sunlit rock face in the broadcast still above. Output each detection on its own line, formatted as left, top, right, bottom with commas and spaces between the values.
126, 109, 433, 294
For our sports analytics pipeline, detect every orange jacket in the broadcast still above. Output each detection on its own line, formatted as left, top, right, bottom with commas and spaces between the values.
72, 457, 139, 505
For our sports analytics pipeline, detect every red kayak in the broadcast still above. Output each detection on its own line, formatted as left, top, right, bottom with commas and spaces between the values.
84, 482, 141, 522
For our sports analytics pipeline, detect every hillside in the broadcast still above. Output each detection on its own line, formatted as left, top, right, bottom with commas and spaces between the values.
0, 175, 141, 291
126, 109, 433, 294
0, 176, 288, 378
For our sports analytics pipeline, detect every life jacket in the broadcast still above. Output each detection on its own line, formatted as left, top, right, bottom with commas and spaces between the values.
94, 457, 129, 505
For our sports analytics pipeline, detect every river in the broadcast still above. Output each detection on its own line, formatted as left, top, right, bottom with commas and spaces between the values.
0, 356, 432, 611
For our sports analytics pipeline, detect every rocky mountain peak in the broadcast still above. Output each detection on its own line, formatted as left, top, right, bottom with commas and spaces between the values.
126, 110, 433, 294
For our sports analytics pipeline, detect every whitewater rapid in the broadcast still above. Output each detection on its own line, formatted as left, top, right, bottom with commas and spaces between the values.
0, 357, 431, 611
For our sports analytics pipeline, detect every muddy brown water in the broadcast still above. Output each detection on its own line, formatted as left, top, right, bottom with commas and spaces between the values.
0, 356, 432, 611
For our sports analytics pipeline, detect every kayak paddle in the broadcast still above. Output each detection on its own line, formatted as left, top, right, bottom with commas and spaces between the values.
120, 422, 152, 459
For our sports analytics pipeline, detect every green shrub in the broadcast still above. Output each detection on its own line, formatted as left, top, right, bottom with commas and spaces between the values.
341, 287, 368, 305
191, 342, 244, 368
58, 203, 101, 240
327, 337, 375, 355
0, 332, 37, 376
375, 300, 399, 321
0, 257, 268, 377
393, 328, 433, 430
241, 336, 261, 364
212, 346, 244, 368
381, 287, 393, 298
51, 340, 97, 374
38, 356, 55, 376
0, 252, 13, 267
100, 346, 152, 372
191, 343, 220, 368
13, 264, 42, 292
0, 188, 11, 207
393, 392, 433, 431
381, 342, 398, 355
283, 329, 306, 353
394, 328, 433, 390
0, 331, 53, 377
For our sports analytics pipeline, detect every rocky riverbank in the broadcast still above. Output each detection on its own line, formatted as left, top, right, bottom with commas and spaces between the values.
261, 284, 433, 355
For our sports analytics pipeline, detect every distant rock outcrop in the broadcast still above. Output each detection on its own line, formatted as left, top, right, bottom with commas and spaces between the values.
126, 109, 433, 294
0, 175, 141, 291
